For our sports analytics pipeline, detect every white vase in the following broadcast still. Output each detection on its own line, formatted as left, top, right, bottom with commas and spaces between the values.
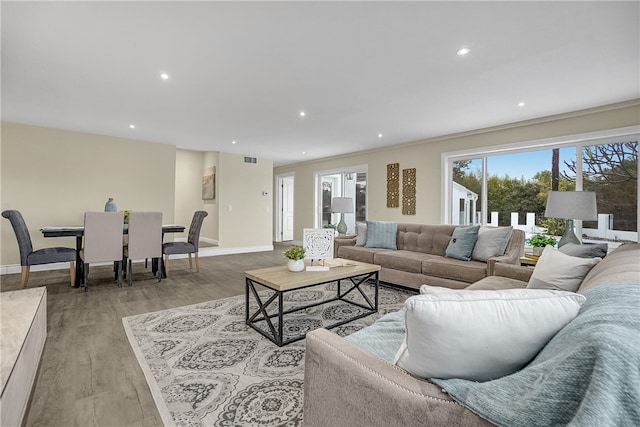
532, 246, 543, 256
287, 259, 305, 272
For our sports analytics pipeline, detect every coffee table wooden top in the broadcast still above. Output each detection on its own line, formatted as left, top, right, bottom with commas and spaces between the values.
244, 260, 380, 292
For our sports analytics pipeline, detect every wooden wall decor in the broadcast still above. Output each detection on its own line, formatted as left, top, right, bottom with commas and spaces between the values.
386, 163, 400, 208
402, 168, 416, 215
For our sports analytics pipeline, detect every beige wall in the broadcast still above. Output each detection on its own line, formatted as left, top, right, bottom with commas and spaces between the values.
218, 152, 273, 248
1, 122, 176, 265
274, 100, 640, 241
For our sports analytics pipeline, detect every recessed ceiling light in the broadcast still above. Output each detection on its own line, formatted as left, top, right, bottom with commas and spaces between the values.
378, 133, 383, 138
302, 151, 306, 155
456, 47, 471, 56
518, 102, 525, 107
129, 124, 135, 129
299, 111, 306, 117
232, 140, 237, 144
160, 73, 169, 80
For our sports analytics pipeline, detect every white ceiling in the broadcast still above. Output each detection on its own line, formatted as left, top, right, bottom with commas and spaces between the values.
2, 1, 639, 166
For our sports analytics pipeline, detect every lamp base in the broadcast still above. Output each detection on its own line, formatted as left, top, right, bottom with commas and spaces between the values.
336, 214, 347, 235
558, 219, 581, 247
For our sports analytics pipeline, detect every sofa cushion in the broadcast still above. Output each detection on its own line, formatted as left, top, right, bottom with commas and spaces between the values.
527, 246, 601, 292
374, 250, 439, 274
471, 226, 513, 262
365, 221, 397, 250
421, 257, 488, 283
337, 246, 389, 264
445, 225, 480, 261
559, 242, 608, 258
394, 286, 586, 382
397, 223, 456, 255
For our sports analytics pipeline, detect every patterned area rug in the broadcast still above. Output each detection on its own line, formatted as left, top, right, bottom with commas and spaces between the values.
123, 281, 413, 426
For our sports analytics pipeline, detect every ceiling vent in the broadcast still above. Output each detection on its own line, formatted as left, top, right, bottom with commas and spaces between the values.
244, 156, 257, 164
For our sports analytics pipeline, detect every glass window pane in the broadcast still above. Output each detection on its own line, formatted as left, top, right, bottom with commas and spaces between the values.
580, 141, 638, 242
452, 159, 482, 225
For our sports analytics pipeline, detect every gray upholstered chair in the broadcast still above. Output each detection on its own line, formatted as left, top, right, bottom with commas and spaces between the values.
2, 210, 77, 288
163, 211, 208, 276
80, 211, 124, 291
123, 212, 163, 286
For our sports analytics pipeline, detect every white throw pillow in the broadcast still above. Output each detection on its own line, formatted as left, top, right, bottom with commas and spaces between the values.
527, 245, 601, 292
394, 286, 586, 381
355, 222, 367, 246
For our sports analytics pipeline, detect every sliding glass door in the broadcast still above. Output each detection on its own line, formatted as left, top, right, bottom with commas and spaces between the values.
316, 166, 367, 235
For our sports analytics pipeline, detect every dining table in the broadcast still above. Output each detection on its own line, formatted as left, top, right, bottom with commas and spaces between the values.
40, 224, 185, 287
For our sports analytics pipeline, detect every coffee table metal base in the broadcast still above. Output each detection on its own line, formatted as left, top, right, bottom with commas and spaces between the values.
245, 271, 379, 346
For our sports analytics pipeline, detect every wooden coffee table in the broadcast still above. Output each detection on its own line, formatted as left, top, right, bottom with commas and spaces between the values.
244, 260, 381, 346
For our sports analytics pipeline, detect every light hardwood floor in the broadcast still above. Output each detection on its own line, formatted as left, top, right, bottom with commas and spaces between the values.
1, 244, 291, 427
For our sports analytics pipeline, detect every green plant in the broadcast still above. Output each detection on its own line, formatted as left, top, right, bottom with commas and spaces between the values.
283, 245, 306, 260
323, 224, 337, 230
529, 234, 557, 248
540, 217, 565, 236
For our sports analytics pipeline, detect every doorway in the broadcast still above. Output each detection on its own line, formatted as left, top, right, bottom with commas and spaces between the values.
276, 174, 295, 242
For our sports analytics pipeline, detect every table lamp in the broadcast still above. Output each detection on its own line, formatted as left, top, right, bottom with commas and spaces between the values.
544, 191, 597, 247
331, 197, 354, 235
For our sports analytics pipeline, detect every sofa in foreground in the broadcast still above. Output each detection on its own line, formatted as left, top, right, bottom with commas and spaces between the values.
335, 222, 524, 290
303, 243, 640, 427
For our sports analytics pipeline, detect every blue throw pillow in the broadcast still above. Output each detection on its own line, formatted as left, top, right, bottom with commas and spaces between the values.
365, 221, 397, 250
446, 225, 480, 261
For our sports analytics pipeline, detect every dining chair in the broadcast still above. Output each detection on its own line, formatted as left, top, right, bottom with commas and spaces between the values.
123, 212, 163, 286
80, 211, 124, 291
2, 210, 77, 288
163, 210, 208, 276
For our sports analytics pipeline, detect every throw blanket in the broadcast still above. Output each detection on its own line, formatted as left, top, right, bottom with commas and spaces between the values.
345, 309, 405, 362
433, 282, 640, 427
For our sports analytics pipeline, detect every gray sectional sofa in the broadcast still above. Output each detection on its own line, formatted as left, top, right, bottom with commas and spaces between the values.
303, 243, 640, 427
335, 223, 525, 290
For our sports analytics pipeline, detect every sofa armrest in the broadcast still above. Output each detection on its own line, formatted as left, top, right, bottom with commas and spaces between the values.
494, 262, 534, 282
303, 329, 491, 427
334, 236, 357, 258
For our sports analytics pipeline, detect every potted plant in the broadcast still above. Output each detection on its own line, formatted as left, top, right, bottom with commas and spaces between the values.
284, 245, 306, 272
529, 234, 557, 256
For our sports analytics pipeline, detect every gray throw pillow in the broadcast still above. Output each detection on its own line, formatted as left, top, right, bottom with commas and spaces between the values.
527, 246, 601, 292
445, 225, 480, 261
365, 221, 397, 250
471, 226, 513, 262
558, 242, 608, 258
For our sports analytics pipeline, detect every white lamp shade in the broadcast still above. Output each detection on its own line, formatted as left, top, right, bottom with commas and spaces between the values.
331, 197, 354, 213
545, 191, 597, 221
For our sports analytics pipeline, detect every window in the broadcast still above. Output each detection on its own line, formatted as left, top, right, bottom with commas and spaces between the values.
443, 127, 639, 244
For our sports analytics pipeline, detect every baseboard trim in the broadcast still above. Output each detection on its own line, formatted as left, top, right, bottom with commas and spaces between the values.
0, 245, 274, 275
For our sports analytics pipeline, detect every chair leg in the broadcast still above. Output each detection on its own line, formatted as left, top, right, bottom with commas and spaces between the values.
164, 254, 170, 277
188, 253, 193, 269
20, 266, 30, 288
128, 259, 133, 287
116, 261, 123, 288
83, 263, 89, 292
156, 258, 161, 283
194, 252, 200, 272
69, 261, 76, 288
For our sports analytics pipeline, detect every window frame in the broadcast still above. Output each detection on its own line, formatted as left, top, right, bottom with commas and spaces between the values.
441, 126, 640, 239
